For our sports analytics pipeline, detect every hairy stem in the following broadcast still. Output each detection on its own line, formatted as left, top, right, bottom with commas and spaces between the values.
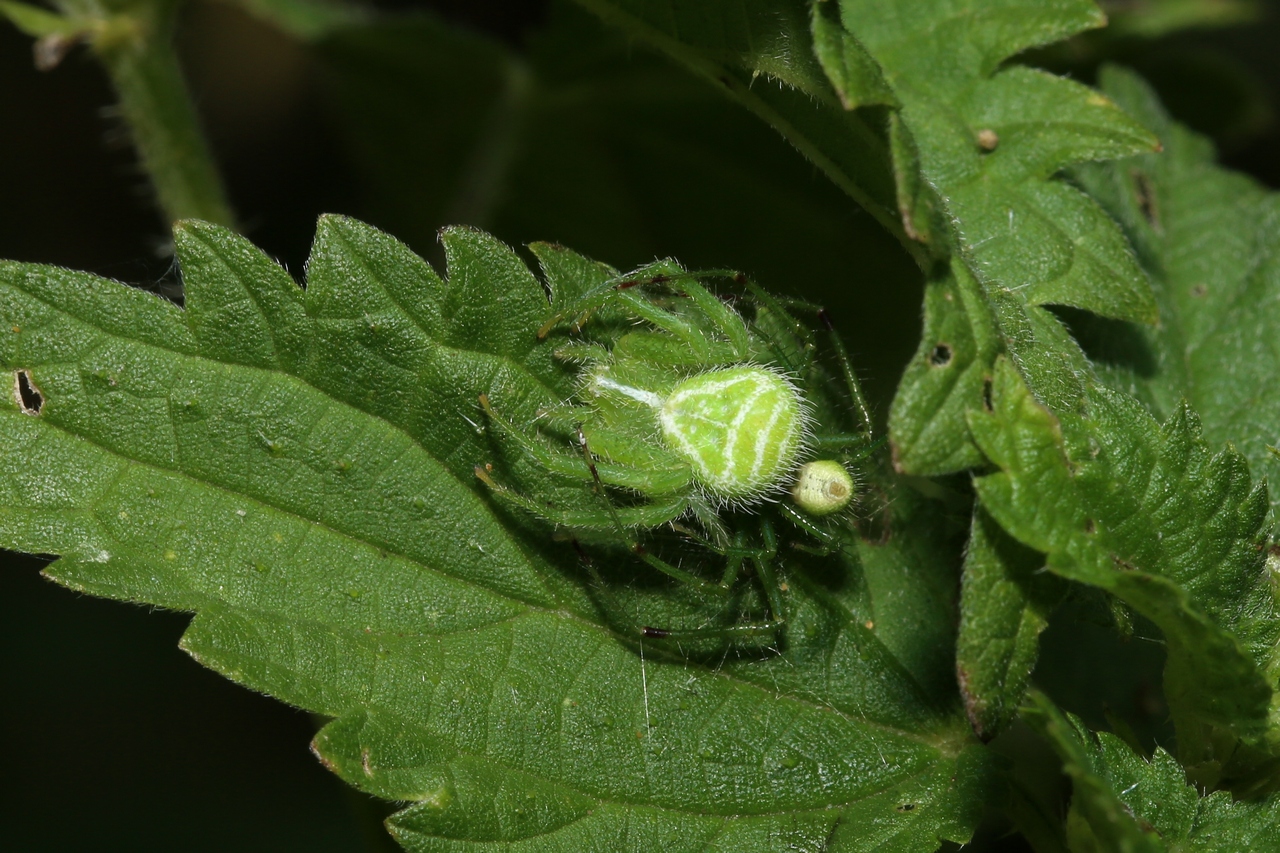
74, 0, 236, 228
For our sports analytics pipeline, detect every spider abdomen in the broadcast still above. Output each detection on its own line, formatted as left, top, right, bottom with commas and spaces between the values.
658, 366, 805, 502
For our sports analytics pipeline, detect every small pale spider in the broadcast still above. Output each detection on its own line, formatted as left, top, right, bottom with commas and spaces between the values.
475, 261, 882, 644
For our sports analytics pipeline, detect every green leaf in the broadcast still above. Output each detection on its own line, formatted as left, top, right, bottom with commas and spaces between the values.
970, 359, 1280, 792
1099, 0, 1260, 39
956, 505, 1064, 740
0, 1, 80, 38
1069, 66, 1280, 501
754, 0, 1162, 477
828, 0, 1158, 317
568, 0, 910, 257
855, 0, 1162, 473
1024, 694, 1165, 853
810, 0, 897, 111
0, 218, 995, 851
227, 0, 368, 40
889, 261, 999, 474
1025, 692, 1280, 852
316, 5, 925, 411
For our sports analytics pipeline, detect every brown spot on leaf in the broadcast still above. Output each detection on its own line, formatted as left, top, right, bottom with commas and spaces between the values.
1132, 168, 1160, 230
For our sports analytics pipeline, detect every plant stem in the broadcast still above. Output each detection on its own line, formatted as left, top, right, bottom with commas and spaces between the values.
76, 0, 237, 228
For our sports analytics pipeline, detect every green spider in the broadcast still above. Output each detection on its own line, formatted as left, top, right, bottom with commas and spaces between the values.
475, 261, 882, 644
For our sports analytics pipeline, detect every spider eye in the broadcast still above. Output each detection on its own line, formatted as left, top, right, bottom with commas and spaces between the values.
791, 460, 855, 516
658, 366, 805, 501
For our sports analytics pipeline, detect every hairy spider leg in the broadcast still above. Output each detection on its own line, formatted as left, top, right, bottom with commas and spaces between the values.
664, 523, 774, 592
776, 501, 851, 556
650, 272, 752, 359
543, 264, 753, 362
570, 425, 732, 596
614, 276, 751, 364
817, 308, 875, 443
538, 266, 743, 338
740, 280, 820, 379
494, 421, 780, 644
581, 551, 781, 643
636, 521, 788, 643
744, 278, 876, 445
475, 464, 688, 530
479, 394, 692, 495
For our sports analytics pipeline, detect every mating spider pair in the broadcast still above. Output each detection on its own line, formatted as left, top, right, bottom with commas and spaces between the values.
474, 261, 883, 645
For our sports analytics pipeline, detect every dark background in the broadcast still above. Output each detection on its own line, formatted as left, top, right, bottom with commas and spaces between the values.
2, 1, 1279, 849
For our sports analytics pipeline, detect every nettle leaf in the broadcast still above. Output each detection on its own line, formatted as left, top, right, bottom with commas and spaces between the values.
956, 505, 1064, 741
1069, 66, 1280, 499
970, 359, 1280, 792
1026, 693, 1280, 852
857, 0, 1161, 474
0, 219, 995, 851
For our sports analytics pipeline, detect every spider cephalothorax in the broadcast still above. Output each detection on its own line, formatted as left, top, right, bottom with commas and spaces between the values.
476, 261, 878, 642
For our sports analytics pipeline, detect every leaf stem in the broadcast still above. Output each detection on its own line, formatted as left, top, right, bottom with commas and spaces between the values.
69, 0, 237, 228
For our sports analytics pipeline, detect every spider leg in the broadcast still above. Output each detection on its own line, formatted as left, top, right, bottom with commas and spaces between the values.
480, 395, 689, 494
817, 308, 874, 442
753, 517, 787, 629
740, 279, 819, 378
475, 465, 686, 529
539, 266, 736, 338
569, 529, 779, 644
747, 283, 875, 443
811, 432, 877, 449
777, 502, 850, 555
664, 274, 751, 360
572, 428, 730, 596
640, 523, 787, 643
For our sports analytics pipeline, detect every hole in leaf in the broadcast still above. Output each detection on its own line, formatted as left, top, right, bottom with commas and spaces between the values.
981, 376, 994, 412
929, 343, 953, 367
896, 802, 917, 813
14, 370, 43, 415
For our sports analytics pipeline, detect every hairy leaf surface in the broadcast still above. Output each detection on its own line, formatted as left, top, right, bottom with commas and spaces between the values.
971, 360, 1280, 792
956, 506, 1062, 740
1070, 66, 1280, 499
1026, 693, 1280, 852
858, 0, 1162, 474
0, 219, 992, 851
